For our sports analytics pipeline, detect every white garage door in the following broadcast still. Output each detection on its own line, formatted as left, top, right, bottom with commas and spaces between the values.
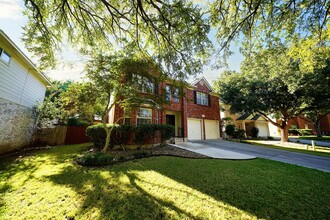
187, 119, 202, 140
256, 122, 269, 137
205, 120, 220, 139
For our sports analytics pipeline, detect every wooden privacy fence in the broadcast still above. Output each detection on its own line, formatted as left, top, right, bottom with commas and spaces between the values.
32, 126, 89, 146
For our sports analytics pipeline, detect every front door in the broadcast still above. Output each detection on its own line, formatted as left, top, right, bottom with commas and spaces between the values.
166, 115, 175, 127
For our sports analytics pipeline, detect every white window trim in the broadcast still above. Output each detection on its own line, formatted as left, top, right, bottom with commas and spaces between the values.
196, 91, 208, 106
136, 108, 152, 125
0, 48, 11, 65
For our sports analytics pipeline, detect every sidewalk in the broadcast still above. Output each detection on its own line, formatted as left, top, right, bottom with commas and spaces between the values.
170, 142, 256, 160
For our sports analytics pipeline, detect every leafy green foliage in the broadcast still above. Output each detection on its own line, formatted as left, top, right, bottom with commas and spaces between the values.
60, 82, 106, 123
23, 0, 211, 76
233, 129, 246, 139
76, 152, 114, 167
86, 124, 174, 150
85, 124, 110, 149
66, 117, 89, 127
210, 0, 330, 58
225, 124, 235, 136
214, 46, 330, 142
251, 127, 259, 138
289, 129, 314, 136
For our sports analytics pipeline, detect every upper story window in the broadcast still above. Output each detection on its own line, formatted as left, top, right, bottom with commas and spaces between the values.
165, 85, 180, 102
165, 85, 171, 100
196, 91, 208, 106
0, 47, 11, 64
137, 108, 152, 125
173, 88, 179, 103
133, 74, 153, 93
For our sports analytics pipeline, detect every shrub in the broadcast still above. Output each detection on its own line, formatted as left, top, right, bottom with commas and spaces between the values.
233, 129, 246, 139
67, 117, 89, 126
288, 129, 313, 136
298, 129, 313, 136
251, 127, 259, 138
77, 152, 113, 166
225, 124, 235, 136
135, 124, 157, 145
288, 129, 300, 136
112, 125, 134, 147
86, 123, 175, 148
86, 124, 110, 149
159, 124, 175, 143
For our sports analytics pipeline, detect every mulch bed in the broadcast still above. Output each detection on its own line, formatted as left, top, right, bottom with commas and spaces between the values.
103, 144, 210, 160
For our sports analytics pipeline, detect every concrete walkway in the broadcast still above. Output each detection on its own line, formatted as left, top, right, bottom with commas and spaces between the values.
170, 142, 256, 160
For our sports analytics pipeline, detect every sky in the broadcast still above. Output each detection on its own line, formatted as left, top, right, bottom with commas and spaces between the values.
0, 0, 243, 83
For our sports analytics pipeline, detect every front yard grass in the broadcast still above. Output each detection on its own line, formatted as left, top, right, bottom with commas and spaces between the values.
298, 136, 330, 142
1, 143, 329, 219
242, 140, 330, 158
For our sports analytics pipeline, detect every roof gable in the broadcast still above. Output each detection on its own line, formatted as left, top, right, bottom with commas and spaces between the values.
191, 77, 213, 92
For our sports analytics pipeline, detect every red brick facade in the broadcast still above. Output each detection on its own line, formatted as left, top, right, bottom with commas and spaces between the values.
109, 77, 221, 140
288, 115, 330, 134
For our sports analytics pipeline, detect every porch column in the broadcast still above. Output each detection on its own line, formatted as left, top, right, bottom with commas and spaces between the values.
242, 121, 247, 137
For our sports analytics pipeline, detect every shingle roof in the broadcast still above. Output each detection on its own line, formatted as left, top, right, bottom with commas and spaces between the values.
236, 113, 250, 120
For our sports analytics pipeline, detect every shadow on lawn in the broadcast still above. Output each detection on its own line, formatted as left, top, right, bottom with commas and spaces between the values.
44, 156, 330, 220
4, 144, 328, 219
46, 165, 198, 219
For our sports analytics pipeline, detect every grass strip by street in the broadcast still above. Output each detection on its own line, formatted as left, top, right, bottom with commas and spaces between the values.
241, 140, 330, 158
1, 143, 329, 219
297, 136, 330, 142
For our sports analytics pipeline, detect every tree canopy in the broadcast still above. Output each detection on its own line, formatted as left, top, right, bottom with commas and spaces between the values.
210, 0, 330, 54
23, 0, 212, 80
214, 46, 330, 142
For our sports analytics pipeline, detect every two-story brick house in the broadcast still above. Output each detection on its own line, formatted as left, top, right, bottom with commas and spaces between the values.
108, 77, 221, 141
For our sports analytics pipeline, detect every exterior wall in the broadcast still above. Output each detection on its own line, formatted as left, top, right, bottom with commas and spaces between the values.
320, 115, 330, 133
0, 32, 49, 154
110, 78, 221, 140
0, 98, 34, 154
0, 38, 47, 108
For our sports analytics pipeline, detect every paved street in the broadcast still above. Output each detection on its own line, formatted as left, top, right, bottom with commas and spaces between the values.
182, 140, 330, 172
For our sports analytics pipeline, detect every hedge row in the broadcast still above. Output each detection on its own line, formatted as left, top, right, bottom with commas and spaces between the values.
86, 123, 175, 148
288, 129, 313, 136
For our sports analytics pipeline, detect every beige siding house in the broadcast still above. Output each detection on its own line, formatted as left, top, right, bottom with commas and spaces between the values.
220, 103, 278, 137
0, 30, 51, 154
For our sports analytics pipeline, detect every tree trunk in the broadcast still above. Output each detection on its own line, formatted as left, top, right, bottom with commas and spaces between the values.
102, 126, 111, 153
316, 119, 323, 137
280, 125, 289, 144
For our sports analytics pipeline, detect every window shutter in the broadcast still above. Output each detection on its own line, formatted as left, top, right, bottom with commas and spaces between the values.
208, 94, 211, 106
193, 91, 197, 104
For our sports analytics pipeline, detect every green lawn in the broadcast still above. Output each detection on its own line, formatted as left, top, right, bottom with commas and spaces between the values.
242, 140, 330, 158
1, 144, 329, 219
298, 136, 330, 142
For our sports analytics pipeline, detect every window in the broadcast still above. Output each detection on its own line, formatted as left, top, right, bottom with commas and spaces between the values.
133, 74, 153, 93
142, 80, 153, 93
173, 88, 179, 102
165, 85, 171, 100
137, 108, 152, 125
124, 109, 131, 125
0, 47, 11, 64
196, 92, 208, 106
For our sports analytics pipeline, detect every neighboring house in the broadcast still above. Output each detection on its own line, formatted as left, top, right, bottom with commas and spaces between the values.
109, 77, 221, 141
288, 115, 330, 135
0, 30, 51, 154
220, 103, 278, 137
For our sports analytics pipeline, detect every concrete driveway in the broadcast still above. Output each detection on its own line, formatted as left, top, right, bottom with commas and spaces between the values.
186, 140, 330, 173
